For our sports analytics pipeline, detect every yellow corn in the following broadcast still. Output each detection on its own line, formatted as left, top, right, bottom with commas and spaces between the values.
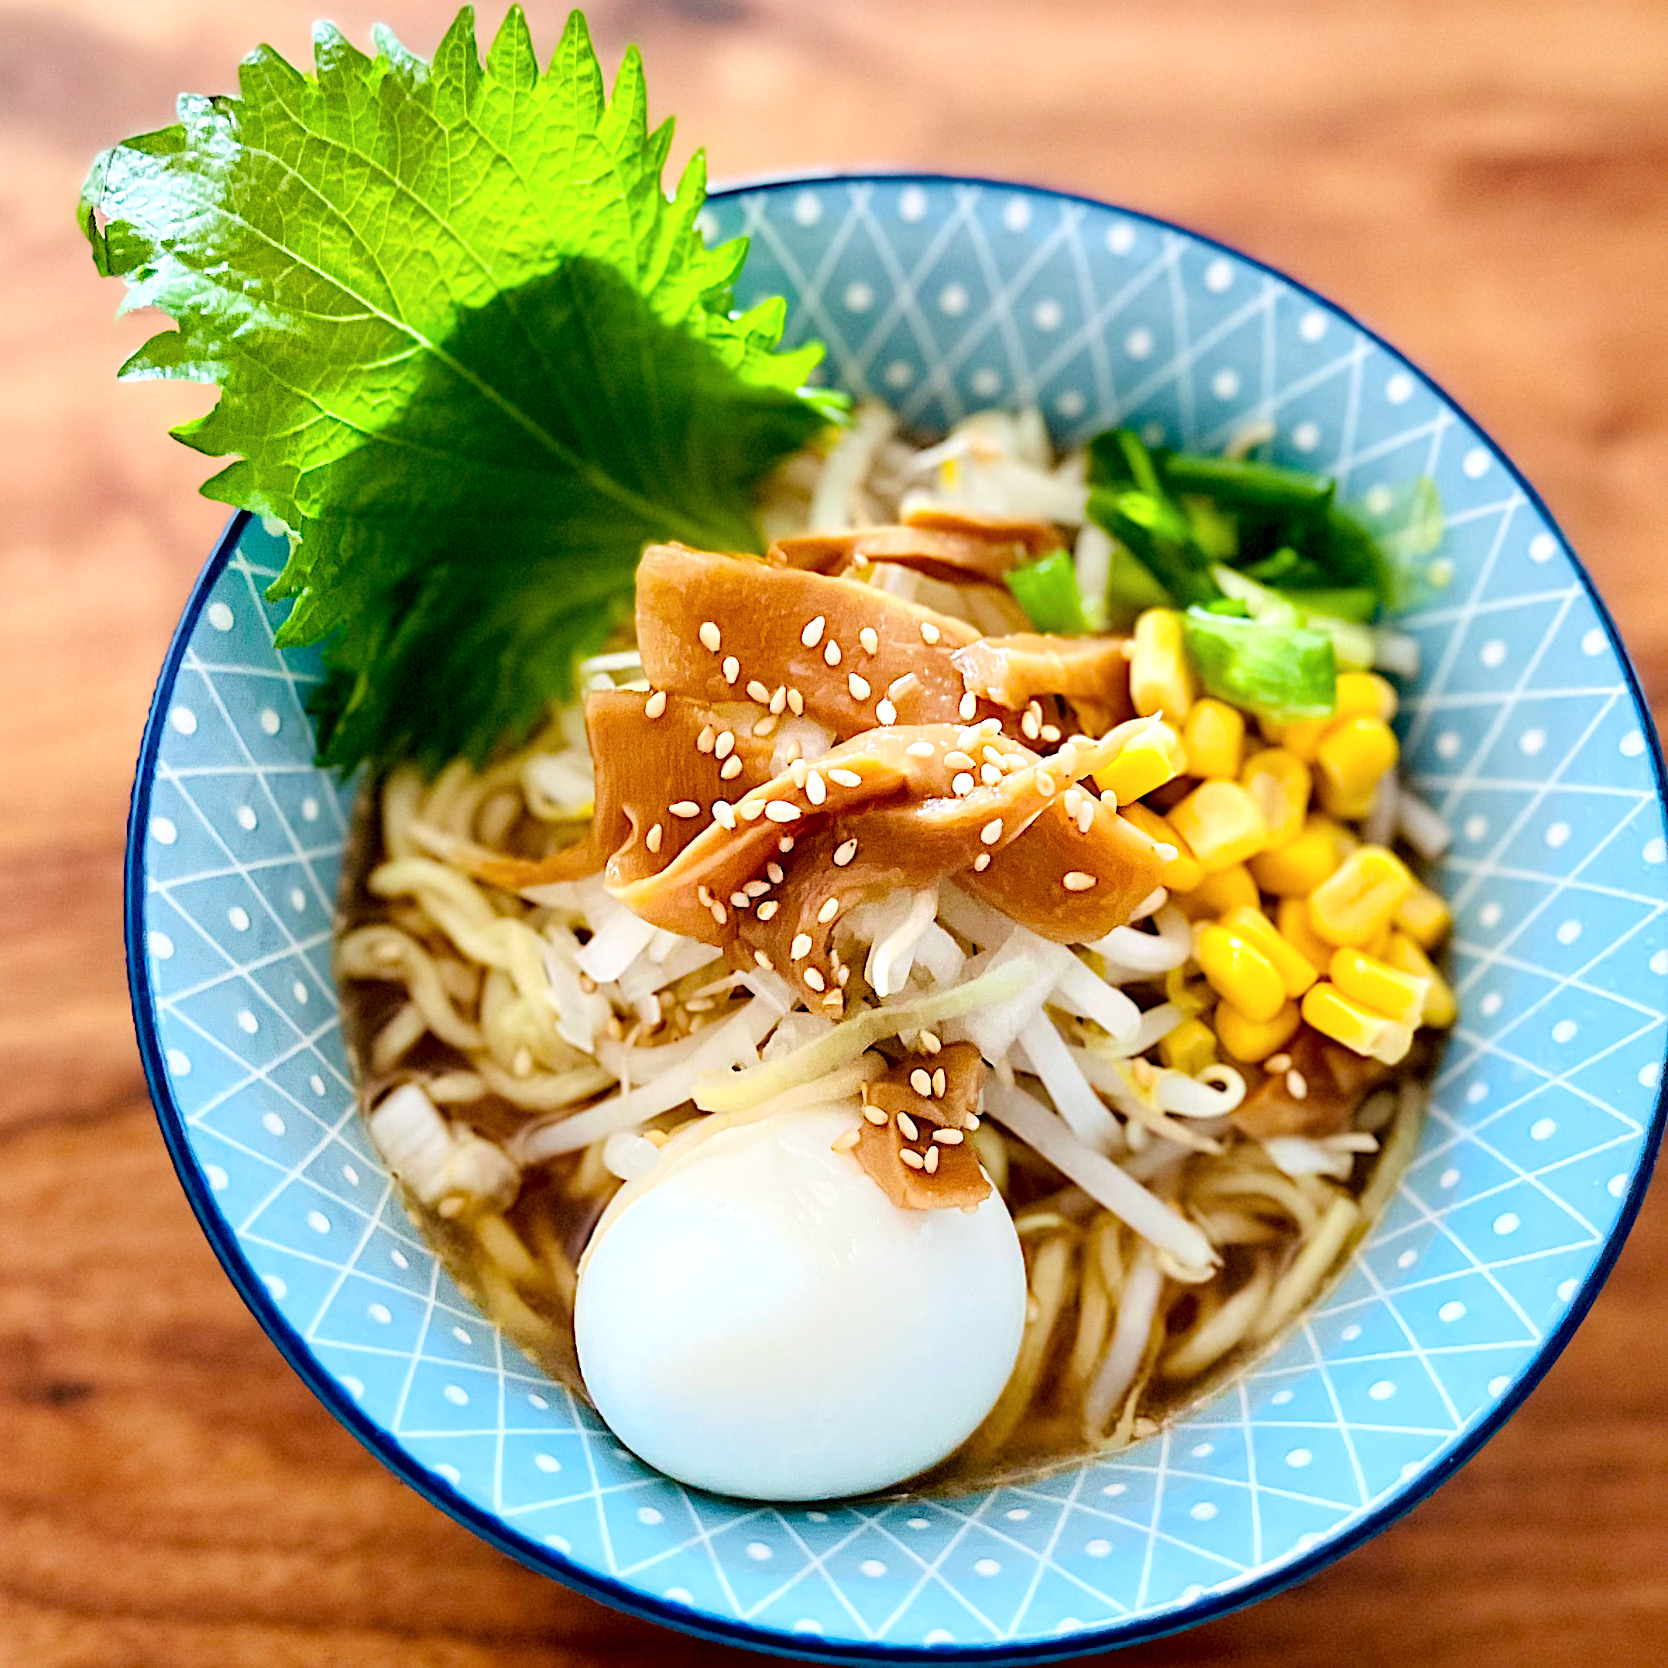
1165, 965, 1212, 1015
1250, 814, 1347, 897
1094, 721, 1186, 803
1277, 897, 1337, 973
1177, 863, 1260, 920
1129, 609, 1194, 725
1385, 932, 1457, 1027
1240, 747, 1311, 848
1121, 802, 1204, 892
1302, 982, 1415, 1064
1330, 946, 1429, 1027
1316, 716, 1399, 818
1396, 880, 1453, 949
1168, 780, 1269, 873
1181, 698, 1245, 780
1222, 906, 1321, 1000
1308, 845, 1414, 947
1160, 1015, 1218, 1076
1261, 713, 1326, 761
1196, 923, 1287, 1023
1215, 998, 1301, 1064
1337, 671, 1399, 723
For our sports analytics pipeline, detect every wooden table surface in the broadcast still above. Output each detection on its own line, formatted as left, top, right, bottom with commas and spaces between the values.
5, 1, 1667, 1662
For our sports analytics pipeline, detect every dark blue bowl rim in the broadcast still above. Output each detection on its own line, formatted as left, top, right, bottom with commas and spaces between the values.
124, 168, 1668, 1665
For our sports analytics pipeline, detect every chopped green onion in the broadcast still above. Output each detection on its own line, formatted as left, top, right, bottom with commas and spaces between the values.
1272, 584, 1379, 623
1005, 550, 1089, 634
1162, 453, 1335, 513
1087, 488, 1221, 609
1182, 608, 1337, 719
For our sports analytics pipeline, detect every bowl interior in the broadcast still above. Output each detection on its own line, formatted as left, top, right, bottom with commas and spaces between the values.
130, 175, 1668, 1660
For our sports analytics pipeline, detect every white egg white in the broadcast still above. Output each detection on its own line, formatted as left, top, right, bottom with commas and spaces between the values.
574, 1105, 1026, 1500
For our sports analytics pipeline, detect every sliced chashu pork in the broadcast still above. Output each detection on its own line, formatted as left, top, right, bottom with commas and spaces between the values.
855, 1041, 989, 1210
952, 632, 1133, 717
770, 507, 1057, 587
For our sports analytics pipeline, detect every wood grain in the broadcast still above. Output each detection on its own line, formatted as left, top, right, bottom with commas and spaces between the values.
3, 1, 1666, 1662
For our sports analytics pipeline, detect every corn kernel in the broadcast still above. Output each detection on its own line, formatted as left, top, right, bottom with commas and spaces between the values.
1330, 946, 1429, 1026
1240, 747, 1311, 848
1121, 802, 1204, 892
1250, 815, 1346, 897
1396, 880, 1452, 948
1336, 671, 1399, 723
1165, 965, 1212, 1015
1168, 780, 1269, 873
1129, 609, 1194, 724
1263, 715, 1328, 761
1302, 982, 1415, 1064
1308, 845, 1414, 946
1094, 721, 1186, 803
1196, 924, 1287, 1023
1315, 715, 1399, 817
1276, 897, 1336, 973
1222, 905, 1321, 999
1385, 932, 1457, 1027
1182, 698, 1245, 780
1160, 1015, 1218, 1075
1179, 863, 1260, 919
1215, 998, 1301, 1063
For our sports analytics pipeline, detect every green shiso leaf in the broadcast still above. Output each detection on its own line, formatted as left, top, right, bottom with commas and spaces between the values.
81, 6, 840, 773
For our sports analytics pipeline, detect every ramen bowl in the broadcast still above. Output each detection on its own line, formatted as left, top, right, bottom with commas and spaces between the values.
127, 173, 1667, 1661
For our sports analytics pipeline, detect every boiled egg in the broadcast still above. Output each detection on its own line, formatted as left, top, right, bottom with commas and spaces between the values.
574, 1105, 1026, 1500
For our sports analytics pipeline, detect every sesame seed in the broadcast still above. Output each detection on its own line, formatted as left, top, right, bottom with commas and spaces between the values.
973, 853, 992, 871
646, 823, 664, 853
740, 800, 766, 821
645, 689, 668, 719
932, 1068, 946, 1097
755, 949, 774, 970
699, 621, 721, 652
980, 718, 1002, 733
770, 686, 787, 714
805, 771, 827, 805
982, 745, 1005, 767
863, 1104, 888, 1126
715, 731, 735, 759
697, 885, 714, 906
859, 626, 879, 655
924, 1145, 941, 1174
959, 692, 977, 720
824, 641, 842, 667
1077, 800, 1095, 834
910, 1070, 932, 1097
898, 1110, 921, 1139
906, 740, 936, 758
779, 836, 796, 853
946, 752, 976, 771
787, 688, 805, 715
932, 1127, 963, 1145
1063, 871, 1096, 891
698, 725, 716, 753
1034, 770, 1057, 797
753, 715, 779, 737
822, 989, 845, 1011
710, 901, 728, 926
953, 773, 975, 796
920, 621, 942, 645
980, 819, 1004, 845
712, 801, 737, 830
828, 767, 862, 789
670, 800, 700, 818
900, 1148, 926, 1170
765, 799, 801, 824
756, 900, 779, 921
721, 756, 744, 780
1154, 841, 1178, 862
1041, 724, 1061, 742
832, 1128, 860, 1152
1021, 709, 1041, 740
804, 967, 827, 992
746, 680, 770, 705
744, 879, 771, 898
790, 934, 813, 961
966, 1114, 980, 1130
789, 757, 809, 787
818, 896, 840, 924
730, 892, 751, 909
767, 862, 785, 884
920, 1030, 942, 1054
833, 839, 858, 866
876, 699, 897, 725
981, 764, 1002, 786
722, 656, 740, 684
802, 616, 826, 648
836, 964, 850, 985
1286, 1069, 1309, 1100
1266, 1053, 1292, 1074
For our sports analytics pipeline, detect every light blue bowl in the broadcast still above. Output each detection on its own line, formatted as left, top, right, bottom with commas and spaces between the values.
127, 174, 1668, 1661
